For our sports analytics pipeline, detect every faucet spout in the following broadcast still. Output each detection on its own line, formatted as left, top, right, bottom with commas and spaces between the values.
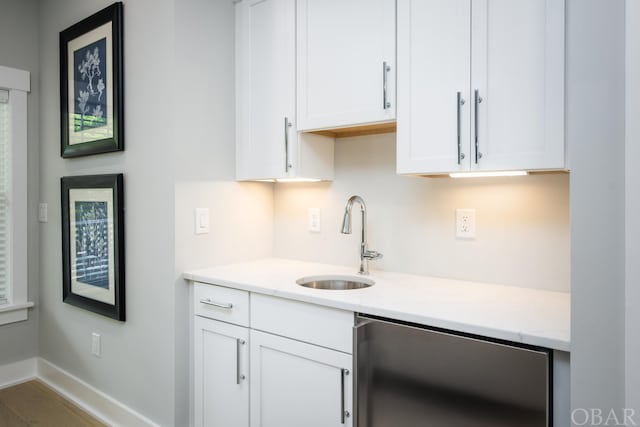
340, 195, 382, 275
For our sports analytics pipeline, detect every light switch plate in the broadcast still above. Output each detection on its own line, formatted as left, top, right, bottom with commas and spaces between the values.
195, 208, 210, 235
38, 203, 48, 223
456, 208, 476, 239
308, 208, 321, 232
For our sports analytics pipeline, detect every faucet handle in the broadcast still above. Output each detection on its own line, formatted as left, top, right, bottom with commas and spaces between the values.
364, 250, 383, 260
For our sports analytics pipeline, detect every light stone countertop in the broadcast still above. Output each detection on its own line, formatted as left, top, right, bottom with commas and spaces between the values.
183, 258, 570, 352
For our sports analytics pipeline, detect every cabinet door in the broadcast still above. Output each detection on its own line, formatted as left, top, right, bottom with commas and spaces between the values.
471, 0, 565, 171
396, 0, 472, 175
236, 0, 295, 180
250, 330, 353, 427
297, 0, 396, 131
194, 317, 249, 427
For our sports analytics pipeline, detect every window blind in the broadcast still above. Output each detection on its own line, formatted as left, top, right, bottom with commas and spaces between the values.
0, 89, 10, 305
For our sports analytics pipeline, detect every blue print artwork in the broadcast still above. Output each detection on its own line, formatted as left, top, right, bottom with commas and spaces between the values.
73, 37, 107, 132
74, 201, 109, 289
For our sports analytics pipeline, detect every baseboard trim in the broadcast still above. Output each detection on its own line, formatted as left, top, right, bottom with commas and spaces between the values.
36, 358, 160, 427
0, 357, 37, 389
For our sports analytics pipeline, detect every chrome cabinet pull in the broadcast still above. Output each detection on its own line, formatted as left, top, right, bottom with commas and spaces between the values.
474, 89, 483, 163
199, 299, 233, 309
383, 62, 391, 109
284, 117, 293, 172
236, 339, 246, 385
457, 92, 466, 164
341, 368, 350, 424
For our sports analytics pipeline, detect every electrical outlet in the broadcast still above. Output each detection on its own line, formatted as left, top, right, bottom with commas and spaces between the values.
456, 209, 476, 239
308, 208, 321, 232
91, 332, 101, 357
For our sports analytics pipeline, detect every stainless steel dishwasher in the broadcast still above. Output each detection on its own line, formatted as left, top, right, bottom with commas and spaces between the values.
354, 315, 552, 427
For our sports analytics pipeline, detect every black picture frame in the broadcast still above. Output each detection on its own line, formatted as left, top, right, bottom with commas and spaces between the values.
61, 174, 125, 321
60, 2, 124, 158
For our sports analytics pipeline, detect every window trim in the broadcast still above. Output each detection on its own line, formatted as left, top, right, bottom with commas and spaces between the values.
0, 65, 33, 325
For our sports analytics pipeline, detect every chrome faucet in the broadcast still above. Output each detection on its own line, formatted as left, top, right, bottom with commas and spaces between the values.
340, 195, 383, 275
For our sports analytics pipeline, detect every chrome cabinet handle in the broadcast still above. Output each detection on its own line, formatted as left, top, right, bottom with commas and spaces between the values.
341, 368, 350, 424
474, 89, 483, 163
457, 92, 466, 164
284, 117, 293, 173
383, 62, 391, 109
236, 338, 246, 385
199, 299, 233, 309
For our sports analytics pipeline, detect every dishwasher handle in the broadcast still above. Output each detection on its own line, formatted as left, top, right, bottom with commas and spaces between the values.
353, 318, 373, 427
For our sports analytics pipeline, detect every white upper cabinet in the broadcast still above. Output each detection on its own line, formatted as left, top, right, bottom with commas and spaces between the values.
396, 0, 471, 174
236, 0, 334, 181
296, 0, 396, 131
397, 0, 565, 175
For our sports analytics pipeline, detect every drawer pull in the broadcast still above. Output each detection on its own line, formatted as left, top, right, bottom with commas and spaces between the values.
199, 299, 233, 309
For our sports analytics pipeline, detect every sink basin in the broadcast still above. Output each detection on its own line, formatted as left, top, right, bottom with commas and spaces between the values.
296, 275, 374, 290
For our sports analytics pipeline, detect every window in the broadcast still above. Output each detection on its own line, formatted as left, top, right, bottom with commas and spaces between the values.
0, 65, 32, 325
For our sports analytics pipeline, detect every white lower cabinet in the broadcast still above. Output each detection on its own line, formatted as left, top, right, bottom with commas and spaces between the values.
193, 284, 353, 427
194, 316, 249, 427
249, 330, 353, 427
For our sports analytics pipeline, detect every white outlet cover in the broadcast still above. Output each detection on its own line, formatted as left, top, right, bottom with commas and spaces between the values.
456, 208, 476, 239
308, 208, 321, 232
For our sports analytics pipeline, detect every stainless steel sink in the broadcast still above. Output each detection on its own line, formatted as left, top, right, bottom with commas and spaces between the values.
296, 275, 374, 290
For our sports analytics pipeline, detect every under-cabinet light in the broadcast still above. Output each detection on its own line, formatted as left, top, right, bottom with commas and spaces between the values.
449, 171, 528, 178
275, 178, 322, 183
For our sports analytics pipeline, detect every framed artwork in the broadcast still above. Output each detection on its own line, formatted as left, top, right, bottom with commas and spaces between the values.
60, 2, 123, 158
61, 174, 125, 321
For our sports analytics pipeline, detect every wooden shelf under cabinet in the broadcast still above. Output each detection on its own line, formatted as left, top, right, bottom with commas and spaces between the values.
308, 121, 396, 139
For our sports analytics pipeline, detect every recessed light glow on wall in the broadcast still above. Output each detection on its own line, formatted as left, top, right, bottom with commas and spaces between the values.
449, 171, 528, 179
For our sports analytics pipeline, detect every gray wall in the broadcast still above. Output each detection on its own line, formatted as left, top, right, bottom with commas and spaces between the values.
0, 0, 39, 366
37, 0, 273, 424
568, 0, 626, 420
38, 0, 178, 424
626, 0, 640, 412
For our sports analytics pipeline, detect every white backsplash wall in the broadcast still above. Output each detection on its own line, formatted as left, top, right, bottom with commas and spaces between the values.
274, 133, 570, 292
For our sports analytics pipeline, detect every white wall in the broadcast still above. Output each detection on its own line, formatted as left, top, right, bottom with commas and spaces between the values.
274, 133, 570, 291
568, 0, 626, 419
173, 0, 273, 423
0, 0, 39, 366
626, 0, 640, 412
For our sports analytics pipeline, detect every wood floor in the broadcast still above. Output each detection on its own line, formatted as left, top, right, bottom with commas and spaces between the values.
0, 380, 106, 427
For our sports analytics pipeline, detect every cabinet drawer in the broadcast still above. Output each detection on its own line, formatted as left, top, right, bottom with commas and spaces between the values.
194, 283, 249, 327
251, 293, 353, 353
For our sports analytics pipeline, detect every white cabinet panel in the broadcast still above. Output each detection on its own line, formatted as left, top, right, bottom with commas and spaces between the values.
396, 0, 471, 174
471, 0, 565, 171
236, 0, 334, 180
194, 317, 249, 427
250, 330, 353, 427
251, 293, 353, 353
194, 282, 249, 326
297, 0, 396, 131
236, 0, 295, 180
397, 0, 565, 175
